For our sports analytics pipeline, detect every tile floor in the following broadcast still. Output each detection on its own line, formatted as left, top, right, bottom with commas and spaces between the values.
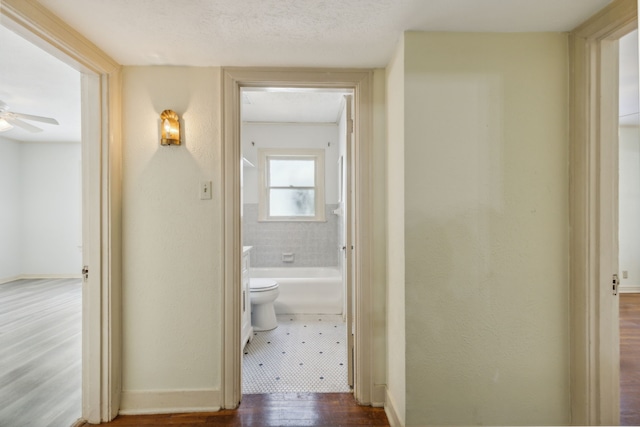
242, 314, 350, 394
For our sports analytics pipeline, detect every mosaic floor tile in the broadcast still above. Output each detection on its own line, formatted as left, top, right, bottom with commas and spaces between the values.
242, 314, 350, 394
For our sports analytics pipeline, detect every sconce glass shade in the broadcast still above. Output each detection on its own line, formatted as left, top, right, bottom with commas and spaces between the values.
160, 110, 180, 145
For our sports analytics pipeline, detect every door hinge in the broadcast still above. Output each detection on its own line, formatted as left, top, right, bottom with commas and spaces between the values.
613, 273, 619, 296
82, 265, 89, 280
348, 119, 354, 134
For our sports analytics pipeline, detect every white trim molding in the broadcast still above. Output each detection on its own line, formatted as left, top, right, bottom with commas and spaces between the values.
119, 389, 221, 415
619, 285, 640, 293
371, 384, 386, 407
569, 0, 636, 424
221, 68, 375, 408
0, 276, 22, 285
0, 274, 83, 284
384, 387, 403, 427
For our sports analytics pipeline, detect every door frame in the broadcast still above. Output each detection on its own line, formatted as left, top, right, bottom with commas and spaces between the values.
221, 68, 374, 408
569, 0, 636, 424
1, 0, 122, 423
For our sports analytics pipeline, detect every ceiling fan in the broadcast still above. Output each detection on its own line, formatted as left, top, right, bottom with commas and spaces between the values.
0, 100, 59, 133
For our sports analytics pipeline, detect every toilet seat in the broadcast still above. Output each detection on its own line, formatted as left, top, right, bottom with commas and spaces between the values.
250, 278, 278, 292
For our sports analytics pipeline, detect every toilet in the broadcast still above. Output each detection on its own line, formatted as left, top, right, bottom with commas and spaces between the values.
249, 278, 279, 331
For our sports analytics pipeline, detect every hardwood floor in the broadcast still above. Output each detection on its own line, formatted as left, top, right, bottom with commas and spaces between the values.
80, 393, 389, 426
0, 278, 82, 427
621, 293, 640, 426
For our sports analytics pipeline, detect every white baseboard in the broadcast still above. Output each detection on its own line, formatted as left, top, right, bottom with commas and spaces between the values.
0, 275, 21, 285
0, 274, 82, 284
119, 389, 221, 415
371, 383, 386, 407
20, 274, 82, 279
384, 387, 403, 427
620, 285, 640, 293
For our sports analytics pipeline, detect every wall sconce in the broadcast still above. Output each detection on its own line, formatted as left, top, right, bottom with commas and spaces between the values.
160, 110, 180, 146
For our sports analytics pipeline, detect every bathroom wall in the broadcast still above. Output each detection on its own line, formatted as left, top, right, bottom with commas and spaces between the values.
242, 123, 340, 267
619, 124, 640, 292
242, 204, 339, 267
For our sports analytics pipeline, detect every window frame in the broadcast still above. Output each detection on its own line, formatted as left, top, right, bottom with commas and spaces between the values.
258, 148, 326, 222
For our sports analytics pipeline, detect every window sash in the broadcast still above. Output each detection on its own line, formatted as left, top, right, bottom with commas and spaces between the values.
258, 149, 325, 222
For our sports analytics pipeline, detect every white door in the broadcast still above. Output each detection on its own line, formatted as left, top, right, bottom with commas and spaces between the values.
80, 73, 103, 423
598, 37, 621, 425
344, 95, 355, 388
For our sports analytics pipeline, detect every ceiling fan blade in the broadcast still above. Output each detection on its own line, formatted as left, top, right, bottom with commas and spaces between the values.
11, 112, 59, 125
9, 117, 43, 133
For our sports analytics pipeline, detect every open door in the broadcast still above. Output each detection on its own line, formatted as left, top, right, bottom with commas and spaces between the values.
344, 95, 355, 388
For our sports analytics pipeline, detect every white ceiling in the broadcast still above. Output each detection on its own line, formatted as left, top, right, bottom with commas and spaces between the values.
37, 0, 613, 68
242, 89, 352, 123
3, 0, 634, 142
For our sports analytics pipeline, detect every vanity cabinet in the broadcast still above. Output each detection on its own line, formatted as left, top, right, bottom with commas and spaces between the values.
241, 246, 253, 349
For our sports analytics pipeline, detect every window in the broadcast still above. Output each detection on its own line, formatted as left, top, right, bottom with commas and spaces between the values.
258, 149, 325, 221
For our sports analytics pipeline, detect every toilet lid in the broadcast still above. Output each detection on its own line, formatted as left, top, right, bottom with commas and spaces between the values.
250, 278, 279, 292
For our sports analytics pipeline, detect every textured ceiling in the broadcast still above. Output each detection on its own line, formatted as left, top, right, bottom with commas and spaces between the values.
37, 0, 612, 68
0, 0, 624, 143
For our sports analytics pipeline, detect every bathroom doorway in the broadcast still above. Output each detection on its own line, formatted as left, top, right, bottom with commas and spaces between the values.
239, 87, 354, 394
221, 68, 376, 409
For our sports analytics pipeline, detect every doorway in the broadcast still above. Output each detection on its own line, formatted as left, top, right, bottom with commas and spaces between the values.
618, 27, 640, 426
1, 3, 122, 423
0, 22, 83, 427
569, 0, 636, 424
239, 87, 354, 394
221, 68, 375, 409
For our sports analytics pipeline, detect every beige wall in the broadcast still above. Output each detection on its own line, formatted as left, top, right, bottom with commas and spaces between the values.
372, 68, 388, 400
397, 32, 570, 425
385, 37, 406, 425
121, 66, 223, 411
117, 35, 570, 422
119, 65, 388, 412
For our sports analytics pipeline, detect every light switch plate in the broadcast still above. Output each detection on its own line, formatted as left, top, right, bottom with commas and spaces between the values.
200, 181, 212, 200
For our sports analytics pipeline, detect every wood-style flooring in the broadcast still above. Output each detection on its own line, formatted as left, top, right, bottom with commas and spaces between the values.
621, 293, 640, 426
0, 278, 82, 427
79, 393, 389, 426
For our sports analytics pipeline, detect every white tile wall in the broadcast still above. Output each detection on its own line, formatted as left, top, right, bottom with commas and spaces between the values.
243, 204, 340, 267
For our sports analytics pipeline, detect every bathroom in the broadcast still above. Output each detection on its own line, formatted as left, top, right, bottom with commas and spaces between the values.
240, 87, 353, 394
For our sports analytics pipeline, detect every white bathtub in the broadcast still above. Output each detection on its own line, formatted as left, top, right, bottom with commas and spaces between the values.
250, 267, 343, 314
